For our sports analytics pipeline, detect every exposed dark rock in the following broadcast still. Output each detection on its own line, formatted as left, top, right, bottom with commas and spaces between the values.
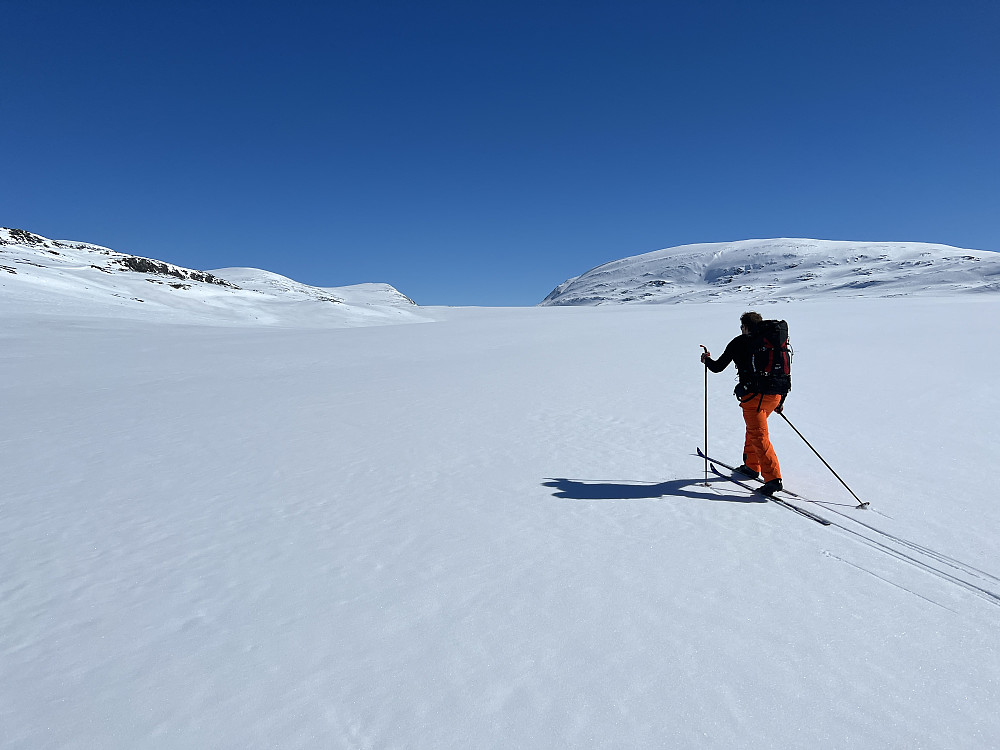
2, 228, 47, 247
116, 255, 240, 288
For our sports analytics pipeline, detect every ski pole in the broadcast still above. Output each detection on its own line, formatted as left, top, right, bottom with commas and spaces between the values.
778, 412, 869, 509
700, 345, 709, 485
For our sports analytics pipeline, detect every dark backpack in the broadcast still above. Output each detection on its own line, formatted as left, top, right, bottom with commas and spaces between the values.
745, 319, 792, 396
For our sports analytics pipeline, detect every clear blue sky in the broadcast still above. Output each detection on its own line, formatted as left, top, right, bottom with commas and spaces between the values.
3, 0, 998, 305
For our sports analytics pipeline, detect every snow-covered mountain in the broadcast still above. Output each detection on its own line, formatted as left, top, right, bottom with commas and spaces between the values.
209, 267, 416, 308
0, 227, 424, 327
541, 238, 1000, 305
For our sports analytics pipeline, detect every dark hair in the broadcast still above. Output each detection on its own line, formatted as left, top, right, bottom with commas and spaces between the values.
740, 311, 763, 330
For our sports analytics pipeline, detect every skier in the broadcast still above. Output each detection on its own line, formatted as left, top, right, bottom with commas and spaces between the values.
700, 311, 788, 496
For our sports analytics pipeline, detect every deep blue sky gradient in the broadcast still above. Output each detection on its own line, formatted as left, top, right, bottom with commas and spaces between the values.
3, 0, 998, 305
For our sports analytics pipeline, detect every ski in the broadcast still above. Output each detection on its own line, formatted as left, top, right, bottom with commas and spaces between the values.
697, 447, 808, 499
697, 446, 868, 511
708, 463, 832, 526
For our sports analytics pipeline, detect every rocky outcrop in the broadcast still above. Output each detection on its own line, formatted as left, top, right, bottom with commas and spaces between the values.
115, 255, 238, 288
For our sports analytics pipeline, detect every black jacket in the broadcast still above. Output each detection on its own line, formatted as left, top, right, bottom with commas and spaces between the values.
705, 334, 753, 382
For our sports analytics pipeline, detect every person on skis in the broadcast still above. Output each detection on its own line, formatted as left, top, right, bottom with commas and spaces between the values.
700, 311, 789, 496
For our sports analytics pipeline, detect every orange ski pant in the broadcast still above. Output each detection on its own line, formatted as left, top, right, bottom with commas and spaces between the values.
740, 393, 783, 482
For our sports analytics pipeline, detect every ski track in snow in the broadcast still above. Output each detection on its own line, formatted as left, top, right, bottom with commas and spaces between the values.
707, 455, 1000, 612
3, 292, 1000, 747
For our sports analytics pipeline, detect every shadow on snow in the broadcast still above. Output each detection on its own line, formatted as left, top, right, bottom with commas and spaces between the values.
542, 477, 767, 504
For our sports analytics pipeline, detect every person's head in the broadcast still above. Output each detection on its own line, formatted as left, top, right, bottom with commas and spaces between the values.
740, 311, 763, 335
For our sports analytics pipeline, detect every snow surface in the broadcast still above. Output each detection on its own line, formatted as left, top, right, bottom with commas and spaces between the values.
541, 238, 1000, 305
3, 231, 1000, 748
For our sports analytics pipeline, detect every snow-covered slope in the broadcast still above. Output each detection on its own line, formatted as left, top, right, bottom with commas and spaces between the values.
4, 299, 1000, 748
0, 227, 425, 327
541, 238, 1000, 305
5, 226, 1000, 747
208, 267, 417, 308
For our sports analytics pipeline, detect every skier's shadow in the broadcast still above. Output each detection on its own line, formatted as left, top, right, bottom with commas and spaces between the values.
543, 477, 767, 504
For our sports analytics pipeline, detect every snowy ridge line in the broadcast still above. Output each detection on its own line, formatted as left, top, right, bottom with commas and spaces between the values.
542, 238, 1000, 305
0, 226, 423, 327
702, 450, 1000, 610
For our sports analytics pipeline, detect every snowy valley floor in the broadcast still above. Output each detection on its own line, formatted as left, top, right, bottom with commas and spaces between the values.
3, 298, 1000, 749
